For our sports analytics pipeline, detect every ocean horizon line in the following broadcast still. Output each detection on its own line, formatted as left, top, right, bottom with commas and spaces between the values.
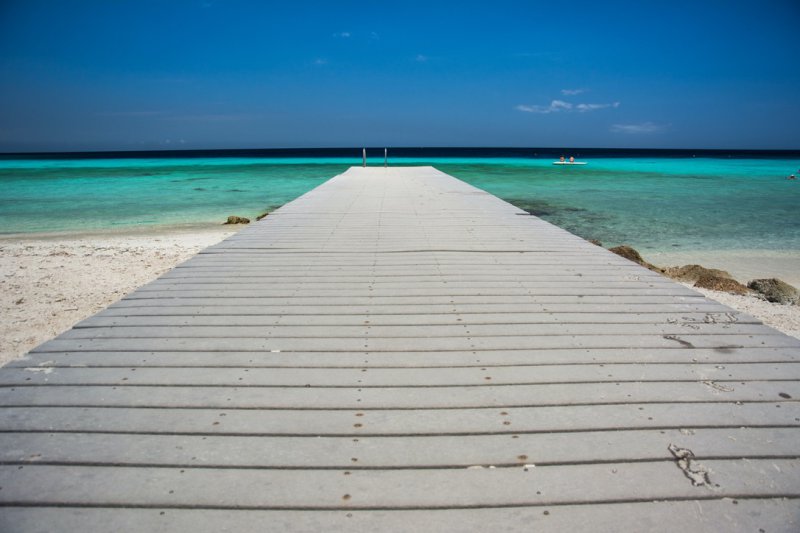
1, 146, 799, 160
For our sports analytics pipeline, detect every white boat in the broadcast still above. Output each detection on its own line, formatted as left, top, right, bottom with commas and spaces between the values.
552, 161, 587, 165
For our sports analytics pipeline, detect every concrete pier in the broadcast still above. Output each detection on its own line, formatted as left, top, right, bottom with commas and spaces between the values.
1, 167, 798, 531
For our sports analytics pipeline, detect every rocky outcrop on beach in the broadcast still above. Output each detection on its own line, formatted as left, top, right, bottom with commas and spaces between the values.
224, 216, 250, 225
663, 264, 731, 282
661, 264, 750, 295
609, 245, 662, 273
256, 212, 269, 221
693, 274, 749, 294
747, 278, 800, 305
608, 246, 752, 295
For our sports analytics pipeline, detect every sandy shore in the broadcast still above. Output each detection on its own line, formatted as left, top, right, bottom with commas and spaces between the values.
680, 283, 800, 340
643, 248, 800, 340
0, 227, 236, 366
646, 249, 800, 287
1, 231, 798, 366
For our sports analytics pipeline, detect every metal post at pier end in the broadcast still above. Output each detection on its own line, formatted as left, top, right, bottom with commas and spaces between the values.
384, 148, 388, 167
362, 148, 366, 167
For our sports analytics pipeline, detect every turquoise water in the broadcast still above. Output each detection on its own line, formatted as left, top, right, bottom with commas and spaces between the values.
436, 158, 800, 252
0, 158, 348, 233
1, 156, 798, 253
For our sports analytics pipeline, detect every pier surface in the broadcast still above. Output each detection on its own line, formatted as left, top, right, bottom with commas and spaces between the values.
1, 167, 799, 531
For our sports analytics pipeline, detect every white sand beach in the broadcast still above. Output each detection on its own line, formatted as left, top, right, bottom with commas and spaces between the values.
645, 248, 800, 339
0, 227, 236, 366
646, 249, 800, 287
684, 283, 800, 340
1, 229, 798, 366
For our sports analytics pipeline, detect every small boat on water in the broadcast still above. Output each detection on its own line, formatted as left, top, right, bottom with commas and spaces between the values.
552, 161, 587, 165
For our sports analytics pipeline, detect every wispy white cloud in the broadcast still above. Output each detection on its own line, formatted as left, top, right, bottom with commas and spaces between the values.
610, 122, 665, 134
515, 100, 572, 114
370, 31, 380, 40
515, 104, 546, 113
516, 99, 619, 114
576, 102, 619, 112
561, 88, 585, 96
332, 31, 351, 38
415, 54, 428, 62
313, 58, 328, 65
550, 100, 573, 111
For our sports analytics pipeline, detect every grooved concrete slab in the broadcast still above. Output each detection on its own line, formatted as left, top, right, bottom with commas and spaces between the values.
1, 166, 798, 531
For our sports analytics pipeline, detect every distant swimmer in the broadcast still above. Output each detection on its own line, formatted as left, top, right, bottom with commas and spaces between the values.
559, 156, 566, 163
569, 156, 575, 163
788, 174, 797, 180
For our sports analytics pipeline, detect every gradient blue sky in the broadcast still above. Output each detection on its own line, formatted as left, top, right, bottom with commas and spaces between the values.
1, 0, 798, 152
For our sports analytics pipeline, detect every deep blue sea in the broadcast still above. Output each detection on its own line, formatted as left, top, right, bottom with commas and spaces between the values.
1, 148, 798, 254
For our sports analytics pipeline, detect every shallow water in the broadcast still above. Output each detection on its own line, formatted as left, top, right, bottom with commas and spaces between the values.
0, 159, 344, 233
1, 155, 798, 254
434, 157, 800, 252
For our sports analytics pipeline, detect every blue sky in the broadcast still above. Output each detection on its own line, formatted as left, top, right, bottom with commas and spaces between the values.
0, 0, 798, 152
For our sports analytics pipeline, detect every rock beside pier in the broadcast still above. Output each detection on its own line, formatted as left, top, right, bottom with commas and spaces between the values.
608, 245, 662, 273
663, 264, 732, 283
224, 216, 250, 225
660, 263, 748, 294
747, 278, 800, 305
608, 247, 752, 295
693, 274, 749, 294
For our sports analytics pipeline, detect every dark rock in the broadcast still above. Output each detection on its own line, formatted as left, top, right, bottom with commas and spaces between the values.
609, 245, 644, 263
694, 274, 749, 295
747, 278, 800, 305
608, 245, 662, 273
256, 212, 269, 221
588, 239, 602, 247
664, 264, 733, 283
224, 216, 250, 225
